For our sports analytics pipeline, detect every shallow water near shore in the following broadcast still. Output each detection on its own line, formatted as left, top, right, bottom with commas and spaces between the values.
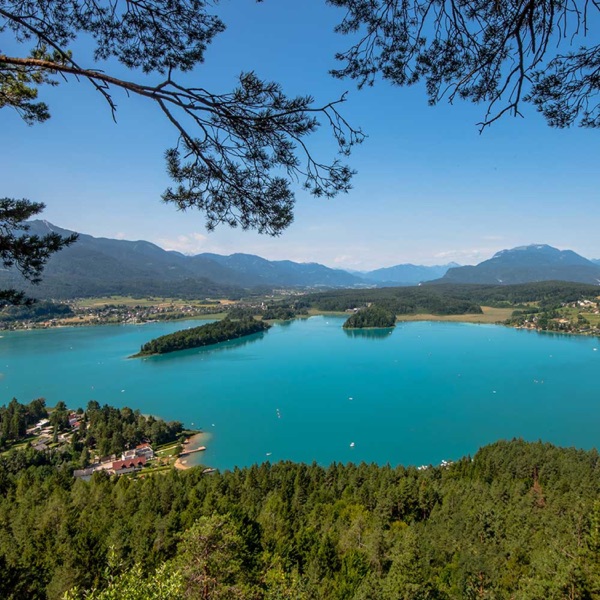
1, 316, 599, 470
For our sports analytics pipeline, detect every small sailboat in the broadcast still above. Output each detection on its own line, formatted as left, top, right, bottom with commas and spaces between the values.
350, 442, 355, 448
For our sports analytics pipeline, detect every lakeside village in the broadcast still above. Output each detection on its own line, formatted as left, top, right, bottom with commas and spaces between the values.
0, 300, 227, 330
1, 398, 214, 479
0, 294, 300, 330
510, 299, 600, 336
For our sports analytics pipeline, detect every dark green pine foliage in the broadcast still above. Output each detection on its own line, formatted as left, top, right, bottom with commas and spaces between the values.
0, 397, 47, 448
0, 199, 77, 306
0, 300, 74, 324
343, 305, 396, 329
2, 439, 600, 599
135, 317, 271, 356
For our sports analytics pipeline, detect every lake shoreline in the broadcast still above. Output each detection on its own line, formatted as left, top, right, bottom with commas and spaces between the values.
4, 308, 599, 342
3, 316, 600, 471
174, 432, 211, 470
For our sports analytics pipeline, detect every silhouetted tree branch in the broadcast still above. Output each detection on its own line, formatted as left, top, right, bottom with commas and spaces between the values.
329, 0, 600, 130
1, 1, 364, 235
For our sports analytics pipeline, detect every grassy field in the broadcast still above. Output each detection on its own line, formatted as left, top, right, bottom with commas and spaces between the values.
395, 306, 514, 323
559, 306, 600, 326
585, 313, 600, 326
308, 306, 513, 323
75, 296, 227, 308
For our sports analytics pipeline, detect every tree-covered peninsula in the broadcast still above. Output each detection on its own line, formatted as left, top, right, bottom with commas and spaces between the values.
133, 317, 271, 357
343, 305, 396, 329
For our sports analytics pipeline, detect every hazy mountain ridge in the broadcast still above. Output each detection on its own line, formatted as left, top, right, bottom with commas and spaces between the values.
199, 253, 364, 287
4, 225, 599, 298
437, 244, 600, 285
360, 262, 459, 285
0, 222, 367, 298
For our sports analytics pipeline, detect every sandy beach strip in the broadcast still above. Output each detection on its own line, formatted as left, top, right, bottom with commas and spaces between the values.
174, 432, 211, 470
174, 457, 189, 470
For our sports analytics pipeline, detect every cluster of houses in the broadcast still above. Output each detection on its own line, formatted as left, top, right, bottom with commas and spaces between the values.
574, 299, 600, 313
26, 411, 82, 451
74, 443, 155, 480
75, 303, 223, 326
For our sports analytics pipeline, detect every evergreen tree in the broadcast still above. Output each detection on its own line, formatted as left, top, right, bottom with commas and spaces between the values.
0, 199, 76, 305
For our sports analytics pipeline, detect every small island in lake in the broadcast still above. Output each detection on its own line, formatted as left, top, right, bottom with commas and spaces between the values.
343, 305, 397, 329
132, 317, 271, 357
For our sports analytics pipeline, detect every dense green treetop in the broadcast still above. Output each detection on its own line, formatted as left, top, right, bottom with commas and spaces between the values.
343, 305, 396, 329
0, 397, 47, 448
2, 439, 600, 598
135, 317, 271, 357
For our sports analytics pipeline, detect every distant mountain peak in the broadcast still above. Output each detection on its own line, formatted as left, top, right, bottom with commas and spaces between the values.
359, 262, 459, 286
493, 244, 556, 258
437, 243, 600, 286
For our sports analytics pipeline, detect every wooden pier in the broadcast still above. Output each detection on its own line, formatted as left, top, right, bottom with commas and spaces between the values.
179, 446, 206, 457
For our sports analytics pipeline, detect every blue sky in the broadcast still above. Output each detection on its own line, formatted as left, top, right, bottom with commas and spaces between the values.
2, 0, 599, 270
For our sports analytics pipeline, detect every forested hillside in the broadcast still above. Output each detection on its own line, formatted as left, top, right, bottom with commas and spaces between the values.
2, 440, 600, 599
301, 281, 600, 315
303, 286, 484, 314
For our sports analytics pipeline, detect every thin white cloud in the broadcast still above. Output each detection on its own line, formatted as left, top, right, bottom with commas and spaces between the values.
433, 247, 499, 264
157, 233, 208, 254
332, 255, 357, 266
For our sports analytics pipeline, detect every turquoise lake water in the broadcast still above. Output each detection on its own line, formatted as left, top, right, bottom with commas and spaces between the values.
1, 316, 599, 470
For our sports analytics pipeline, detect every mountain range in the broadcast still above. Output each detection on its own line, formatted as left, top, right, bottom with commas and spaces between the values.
436, 245, 600, 285
2, 223, 599, 298
1, 221, 452, 298
0, 220, 352, 298
359, 263, 460, 286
